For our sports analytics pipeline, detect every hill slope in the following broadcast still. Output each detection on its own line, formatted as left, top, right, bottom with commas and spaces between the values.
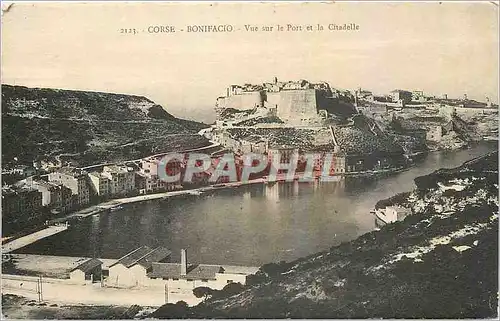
1, 85, 209, 167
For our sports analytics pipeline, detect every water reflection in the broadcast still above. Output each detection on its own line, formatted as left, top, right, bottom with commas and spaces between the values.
17, 143, 497, 266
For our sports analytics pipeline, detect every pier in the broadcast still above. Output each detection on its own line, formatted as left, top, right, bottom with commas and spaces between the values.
2, 224, 69, 254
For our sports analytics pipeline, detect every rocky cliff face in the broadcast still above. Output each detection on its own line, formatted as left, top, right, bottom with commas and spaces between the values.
152, 152, 498, 318
1, 85, 209, 167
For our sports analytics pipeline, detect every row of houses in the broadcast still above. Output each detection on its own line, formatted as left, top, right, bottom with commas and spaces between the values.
1, 185, 46, 224
2, 157, 184, 225
215, 126, 405, 175
392, 116, 454, 143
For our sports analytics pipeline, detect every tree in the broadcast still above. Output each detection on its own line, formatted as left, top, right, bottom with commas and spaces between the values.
193, 286, 213, 300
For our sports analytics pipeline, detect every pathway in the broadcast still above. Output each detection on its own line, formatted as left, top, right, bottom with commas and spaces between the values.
3, 225, 69, 254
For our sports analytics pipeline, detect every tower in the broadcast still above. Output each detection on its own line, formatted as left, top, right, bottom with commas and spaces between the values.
180, 249, 187, 276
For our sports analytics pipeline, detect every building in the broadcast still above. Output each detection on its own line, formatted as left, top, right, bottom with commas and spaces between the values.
216, 79, 354, 125
69, 258, 103, 283
3, 165, 37, 178
1, 185, 43, 223
101, 165, 136, 196
374, 205, 412, 226
136, 157, 182, 193
108, 246, 172, 288
267, 145, 299, 164
411, 91, 426, 102
146, 249, 259, 304
426, 125, 443, 142
88, 172, 111, 197
390, 90, 412, 104
354, 88, 374, 104
239, 136, 267, 154
48, 167, 91, 207
31, 180, 73, 213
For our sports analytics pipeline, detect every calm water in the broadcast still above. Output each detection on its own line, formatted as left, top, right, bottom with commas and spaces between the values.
17, 143, 497, 266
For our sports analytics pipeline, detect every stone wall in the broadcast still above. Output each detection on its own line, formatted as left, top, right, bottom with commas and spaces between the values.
265, 89, 319, 124
216, 91, 264, 110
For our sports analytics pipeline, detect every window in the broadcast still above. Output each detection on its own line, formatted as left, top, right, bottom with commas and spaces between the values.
173, 278, 179, 281
201, 279, 208, 282
187, 278, 193, 281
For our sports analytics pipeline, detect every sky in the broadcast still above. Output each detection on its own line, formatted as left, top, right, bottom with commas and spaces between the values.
1, 1, 498, 123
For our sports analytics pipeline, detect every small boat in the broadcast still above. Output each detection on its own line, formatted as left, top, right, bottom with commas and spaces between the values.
110, 205, 124, 211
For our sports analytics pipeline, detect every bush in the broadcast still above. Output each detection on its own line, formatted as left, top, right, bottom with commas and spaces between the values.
192, 286, 213, 299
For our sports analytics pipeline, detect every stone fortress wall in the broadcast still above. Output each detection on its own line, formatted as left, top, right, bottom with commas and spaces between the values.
216, 91, 264, 110
266, 89, 319, 123
215, 79, 342, 124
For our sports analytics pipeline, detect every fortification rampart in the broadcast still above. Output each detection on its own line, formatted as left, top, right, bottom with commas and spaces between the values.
267, 89, 319, 122
216, 91, 264, 110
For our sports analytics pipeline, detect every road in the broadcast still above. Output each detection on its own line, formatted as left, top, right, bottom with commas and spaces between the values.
2, 279, 171, 307
79, 141, 220, 170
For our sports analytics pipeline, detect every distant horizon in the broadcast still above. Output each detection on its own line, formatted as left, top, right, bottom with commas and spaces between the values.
2, 2, 498, 123
1, 79, 495, 123
2, 79, 496, 123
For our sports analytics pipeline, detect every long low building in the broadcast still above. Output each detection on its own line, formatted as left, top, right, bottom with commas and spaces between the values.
147, 260, 257, 290
107, 247, 258, 292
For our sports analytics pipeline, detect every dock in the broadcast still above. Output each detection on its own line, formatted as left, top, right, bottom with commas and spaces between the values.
2, 224, 69, 254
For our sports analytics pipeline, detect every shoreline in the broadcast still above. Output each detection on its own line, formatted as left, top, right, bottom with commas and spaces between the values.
3, 164, 409, 244
48, 165, 411, 222
6, 141, 496, 246
2, 149, 497, 315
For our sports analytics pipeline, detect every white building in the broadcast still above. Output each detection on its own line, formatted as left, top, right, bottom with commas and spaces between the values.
426, 125, 443, 142
108, 246, 172, 288
374, 205, 411, 226
88, 172, 111, 197
107, 247, 259, 305
101, 165, 136, 196
136, 158, 182, 194
69, 258, 103, 284
146, 249, 259, 304
48, 167, 91, 207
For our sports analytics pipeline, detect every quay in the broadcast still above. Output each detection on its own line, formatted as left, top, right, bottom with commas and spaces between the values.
2, 224, 69, 254
3, 166, 407, 252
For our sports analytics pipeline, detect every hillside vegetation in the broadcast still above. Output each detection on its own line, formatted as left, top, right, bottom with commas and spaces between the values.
1, 85, 209, 167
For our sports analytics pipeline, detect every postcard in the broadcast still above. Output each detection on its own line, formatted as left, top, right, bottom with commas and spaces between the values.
1, 1, 498, 319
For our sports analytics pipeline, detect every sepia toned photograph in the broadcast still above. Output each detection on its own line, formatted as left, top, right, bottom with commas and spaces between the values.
0, 1, 498, 319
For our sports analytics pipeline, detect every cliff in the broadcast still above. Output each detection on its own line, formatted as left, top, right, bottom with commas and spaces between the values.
151, 152, 498, 318
1, 85, 209, 167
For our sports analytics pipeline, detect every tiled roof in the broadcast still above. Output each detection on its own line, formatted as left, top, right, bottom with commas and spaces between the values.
110, 246, 171, 269
148, 263, 224, 280
135, 247, 172, 270
57, 167, 87, 177
71, 258, 103, 273
110, 246, 153, 268
148, 262, 181, 279
187, 265, 225, 280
